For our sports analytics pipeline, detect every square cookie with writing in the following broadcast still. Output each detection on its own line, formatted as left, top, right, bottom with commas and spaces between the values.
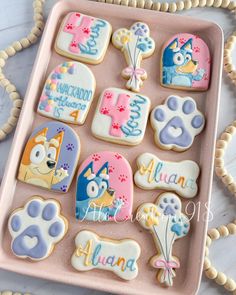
76, 151, 133, 221
134, 153, 200, 198
91, 88, 150, 145
18, 121, 80, 193
71, 230, 141, 280
37, 62, 95, 124
55, 12, 112, 64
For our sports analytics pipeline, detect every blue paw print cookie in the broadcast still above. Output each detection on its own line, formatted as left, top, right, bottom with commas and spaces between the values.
8, 196, 68, 261
151, 95, 205, 151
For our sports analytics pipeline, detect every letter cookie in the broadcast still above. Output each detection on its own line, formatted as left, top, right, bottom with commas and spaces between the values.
134, 153, 200, 198
137, 193, 190, 286
8, 196, 68, 261
37, 62, 96, 124
76, 151, 133, 221
91, 88, 150, 145
112, 22, 155, 92
55, 12, 112, 64
161, 33, 211, 91
151, 95, 205, 151
18, 121, 80, 192
71, 230, 141, 280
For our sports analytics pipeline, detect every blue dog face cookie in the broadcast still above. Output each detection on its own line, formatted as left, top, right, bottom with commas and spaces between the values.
161, 33, 211, 91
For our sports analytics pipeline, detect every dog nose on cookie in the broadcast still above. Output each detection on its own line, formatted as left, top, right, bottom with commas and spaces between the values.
192, 60, 198, 65
107, 188, 115, 196
47, 160, 56, 169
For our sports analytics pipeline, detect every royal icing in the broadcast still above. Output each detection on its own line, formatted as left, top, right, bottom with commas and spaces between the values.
18, 121, 80, 192
55, 12, 112, 64
151, 95, 205, 151
137, 193, 190, 286
8, 196, 68, 261
71, 230, 141, 280
91, 88, 150, 145
76, 151, 133, 221
134, 153, 200, 198
161, 33, 211, 91
112, 22, 155, 92
37, 62, 96, 124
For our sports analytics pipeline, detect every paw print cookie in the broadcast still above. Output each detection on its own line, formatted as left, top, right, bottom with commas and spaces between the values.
151, 95, 205, 151
91, 88, 150, 145
134, 152, 200, 198
18, 121, 80, 192
8, 196, 68, 261
55, 12, 112, 64
137, 192, 190, 287
161, 33, 211, 91
37, 62, 96, 124
71, 230, 141, 280
75, 151, 133, 221
112, 22, 155, 92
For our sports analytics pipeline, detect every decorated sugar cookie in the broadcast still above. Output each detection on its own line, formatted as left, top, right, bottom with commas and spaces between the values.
71, 230, 141, 280
161, 33, 211, 91
18, 121, 80, 192
8, 196, 68, 261
55, 12, 112, 64
37, 62, 96, 124
134, 153, 200, 198
76, 151, 133, 221
91, 88, 151, 145
137, 193, 190, 287
112, 22, 155, 92
151, 95, 205, 152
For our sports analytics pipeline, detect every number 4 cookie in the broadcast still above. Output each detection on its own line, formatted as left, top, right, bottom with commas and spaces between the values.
151, 95, 205, 151
55, 12, 112, 64
91, 88, 151, 145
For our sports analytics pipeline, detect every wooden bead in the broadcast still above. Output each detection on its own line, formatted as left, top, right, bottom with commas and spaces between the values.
8, 116, 18, 127
35, 20, 44, 30
20, 38, 31, 48
121, 0, 129, 5
199, 0, 207, 7
0, 79, 10, 87
5, 46, 16, 56
177, 0, 185, 10
215, 167, 227, 177
216, 139, 227, 149
10, 92, 21, 101
192, 0, 200, 7
227, 223, 236, 234
0, 130, 7, 141
228, 182, 236, 193
0, 58, 6, 67
13, 99, 23, 108
217, 225, 229, 236
184, 0, 192, 9
160, 2, 169, 11
215, 148, 224, 158
208, 228, 220, 240
0, 50, 8, 60
2, 123, 14, 134
144, 0, 153, 9
203, 257, 211, 270
34, 13, 44, 22
137, 0, 145, 8
213, 0, 222, 7
152, 2, 161, 10
228, 1, 236, 10
12, 41, 23, 51
10, 108, 21, 117
6, 84, 17, 93
28, 33, 38, 44
1, 291, 13, 295
206, 0, 214, 6
222, 174, 234, 185
206, 235, 212, 247
215, 158, 224, 167
128, 0, 137, 7
226, 125, 236, 134
220, 132, 232, 142
225, 278, 236, 292
169, 2, 177, 11
205, 246, 209, 256
221, 0, 230, 7
215, 272, 227, 285
205, 267, 218, 279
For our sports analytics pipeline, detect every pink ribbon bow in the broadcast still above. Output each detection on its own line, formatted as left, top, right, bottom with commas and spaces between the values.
123, 66, 147, 79
154, 259, 180, 281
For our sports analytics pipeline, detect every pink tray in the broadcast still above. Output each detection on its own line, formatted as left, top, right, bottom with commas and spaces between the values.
0, 1, 223, 294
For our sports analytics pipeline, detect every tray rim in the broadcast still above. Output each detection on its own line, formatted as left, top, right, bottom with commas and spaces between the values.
0, 0, 223, 294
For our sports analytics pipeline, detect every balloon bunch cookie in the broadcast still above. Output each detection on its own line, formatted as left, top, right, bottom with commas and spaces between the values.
112, 22, 155, 92
137, 192, 190, 287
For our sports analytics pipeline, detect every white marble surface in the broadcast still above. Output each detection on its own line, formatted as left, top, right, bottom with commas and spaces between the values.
0, 0, 235, 294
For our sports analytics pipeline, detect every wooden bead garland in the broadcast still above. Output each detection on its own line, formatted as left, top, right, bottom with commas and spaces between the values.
0, 0, 45, 141
97, 0, 236, 292
204, 221, 236, 293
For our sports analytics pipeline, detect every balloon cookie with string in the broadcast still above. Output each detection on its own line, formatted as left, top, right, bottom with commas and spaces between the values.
137, 192, 190, 287
112, 22, 155, 92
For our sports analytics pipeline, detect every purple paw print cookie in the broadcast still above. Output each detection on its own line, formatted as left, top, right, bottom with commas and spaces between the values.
151, 95, 205, 152
8, 196, 68, 261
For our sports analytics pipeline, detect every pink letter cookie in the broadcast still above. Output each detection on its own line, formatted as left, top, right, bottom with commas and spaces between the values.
55, 12, 112, 64
18, 121, 80, 193
76, 151, 133, 221
137, 193, 190, 287
91, 88, 150, 145
37, 62, 96, 125
161, 33, 211, 91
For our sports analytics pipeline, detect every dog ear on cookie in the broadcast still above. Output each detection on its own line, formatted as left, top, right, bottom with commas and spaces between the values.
168, 38, 178, 50
82, 162, 95, 179
34, 127, 48, 143
97, 162, 109, 179
181, 38, 193, 52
